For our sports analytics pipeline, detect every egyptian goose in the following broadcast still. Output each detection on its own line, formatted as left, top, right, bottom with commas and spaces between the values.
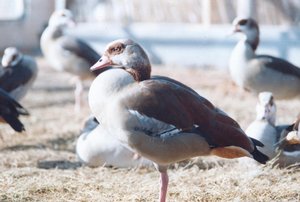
245, 92, 281, 159
275, 116, 300, 167
40, 9, 101, 111
278, 115, 300, 151
229, 18, 300, 99
0, 47, 38, 101
76, 116, 152, 168
246, 92, 300, 166
88, 39, 268, 202
0, 88, 29, 132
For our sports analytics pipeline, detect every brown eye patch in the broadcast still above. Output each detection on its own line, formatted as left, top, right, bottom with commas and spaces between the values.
239, 19, 248, 26
108, 42, 126, 55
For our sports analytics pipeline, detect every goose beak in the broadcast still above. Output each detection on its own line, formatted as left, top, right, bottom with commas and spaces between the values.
90, 55, 112, 71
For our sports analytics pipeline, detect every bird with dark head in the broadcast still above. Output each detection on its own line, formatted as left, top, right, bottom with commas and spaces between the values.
229, 17, 300, 99
89, 39, 269, 202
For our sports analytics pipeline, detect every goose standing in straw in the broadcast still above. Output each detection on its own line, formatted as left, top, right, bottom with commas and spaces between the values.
40, 9, 102, 111
89, 39, 268, 202
229, 18, 300, 99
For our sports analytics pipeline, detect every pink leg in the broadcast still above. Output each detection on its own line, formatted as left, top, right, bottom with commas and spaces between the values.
159, 171, 169, 202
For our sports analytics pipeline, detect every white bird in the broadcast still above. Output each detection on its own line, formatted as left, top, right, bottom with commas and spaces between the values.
245, 92, 280, 159
229, 18, 300, 99
40, 9, 102, 111
76, 116, 153, 168
246, 92, 300, 167
88, 39, 268, 202
0, 47, 38, 101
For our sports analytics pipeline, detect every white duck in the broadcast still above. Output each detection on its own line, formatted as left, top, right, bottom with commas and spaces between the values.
76, 116, 153, 168
229, 18, 300, 99
88, 39, 268, 202
246, 92, 300, 166
40, 9, 102, 111
0, 47, 38, 101
245, 92, 280, 159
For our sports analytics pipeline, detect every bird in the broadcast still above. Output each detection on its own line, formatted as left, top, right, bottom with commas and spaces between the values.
229, 17, 300, 99
245, 92, 283, 159
277, 114, 300, 151
276, 115, 300, 167
245, 92, 300, 166
88, 39, 268, 202
76, 116, 152, 168
0, 88, 29, 132
0, 47, 38, 101
40, 9, 102, 111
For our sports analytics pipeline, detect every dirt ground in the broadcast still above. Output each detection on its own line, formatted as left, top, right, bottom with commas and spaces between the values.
1, 58, 300, 202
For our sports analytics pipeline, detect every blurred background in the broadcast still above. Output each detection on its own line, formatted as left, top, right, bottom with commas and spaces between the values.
1, 0, 300, 68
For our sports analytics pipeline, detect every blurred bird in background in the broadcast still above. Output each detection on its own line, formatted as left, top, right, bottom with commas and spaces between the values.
40, 9, 103, 112
229, 18, 300, 99
0, 47, 38, 101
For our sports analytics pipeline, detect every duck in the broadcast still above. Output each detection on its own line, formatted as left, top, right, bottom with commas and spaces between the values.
246, 92, 300, 166
40, 9, 102, 111
0, 47, 38, 101
88, 39, 268, 202
229, 17, 300, 99
277, 114, 300, 151
275, 115, 300, 167
76, 116, 152, 168
0, 88, 29, 132
245, 92, 282, 159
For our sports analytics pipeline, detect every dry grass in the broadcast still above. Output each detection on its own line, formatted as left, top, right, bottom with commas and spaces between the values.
1, 58, 300, 201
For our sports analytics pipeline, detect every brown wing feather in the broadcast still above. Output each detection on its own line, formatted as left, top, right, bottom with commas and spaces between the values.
123, 78, 254, 152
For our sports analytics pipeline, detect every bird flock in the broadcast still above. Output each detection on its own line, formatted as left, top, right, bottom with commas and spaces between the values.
1, 9, 300, 202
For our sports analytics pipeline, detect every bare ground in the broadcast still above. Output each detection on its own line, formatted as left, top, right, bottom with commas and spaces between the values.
0, 58, 300, 202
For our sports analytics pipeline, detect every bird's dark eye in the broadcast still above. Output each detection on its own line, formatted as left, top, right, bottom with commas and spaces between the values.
239, 19, 248, 25
12, 54, 17, 61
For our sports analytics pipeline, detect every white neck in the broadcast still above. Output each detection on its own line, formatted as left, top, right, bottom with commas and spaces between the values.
229, 37, 256, 87
88, 69, 135, 121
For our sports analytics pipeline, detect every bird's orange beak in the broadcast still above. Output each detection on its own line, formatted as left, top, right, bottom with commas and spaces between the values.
90, 55, 112, 71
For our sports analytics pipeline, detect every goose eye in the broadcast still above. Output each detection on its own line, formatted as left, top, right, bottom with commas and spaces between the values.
12, 55, 17, 61
239, 19, 248, 25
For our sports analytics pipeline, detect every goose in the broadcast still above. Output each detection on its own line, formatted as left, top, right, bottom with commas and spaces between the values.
245, 92, 281, 159
277, 115, 300, 151
229, 18, 300, 99
0, 88, 29, 132
276, 116, 300, 167
0, 47, 38, 101
76, 116, 152, 168
40, 9, 102, 111
88, 39, 268, 202
246, 92, 300, 166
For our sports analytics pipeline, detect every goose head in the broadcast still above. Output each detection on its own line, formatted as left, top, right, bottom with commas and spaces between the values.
2, 47, 23, 67
48, 9, 75, 29
232, 17, 260, 50
255, 92, 276, 126
90, 39, 151, 81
